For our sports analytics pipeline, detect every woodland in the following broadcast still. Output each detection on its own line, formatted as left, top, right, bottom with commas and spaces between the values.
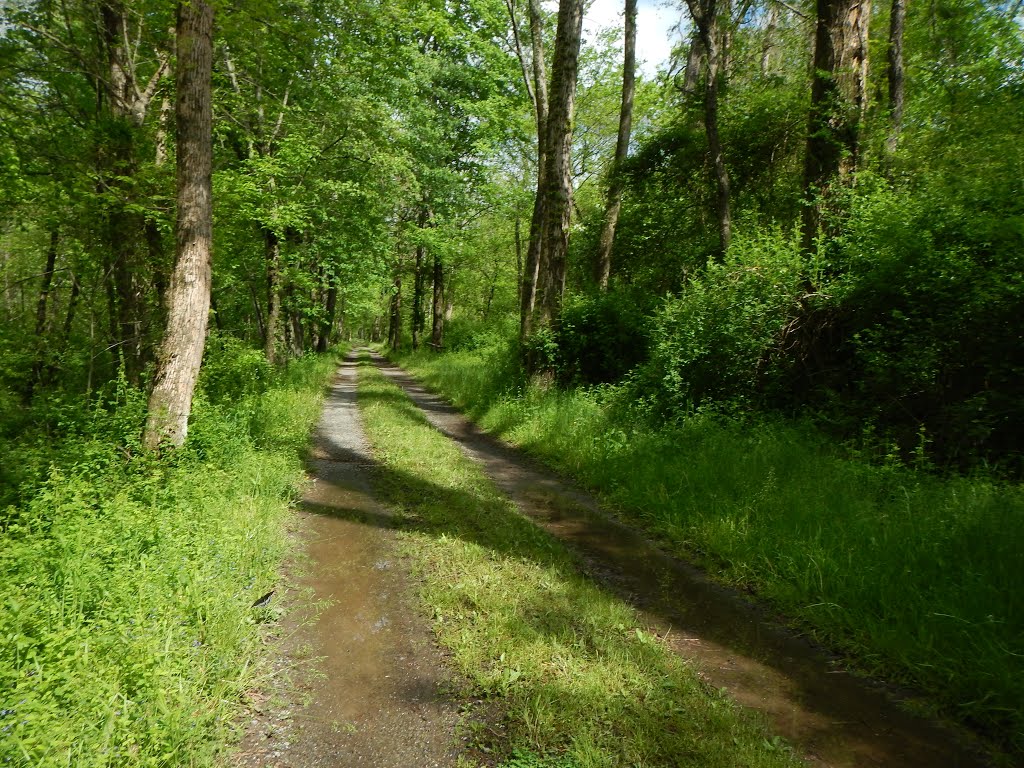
1, 0, 1023, 765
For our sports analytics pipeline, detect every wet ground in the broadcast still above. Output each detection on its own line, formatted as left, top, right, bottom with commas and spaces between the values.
232, 353, 458, 768
369, 351, 992, 768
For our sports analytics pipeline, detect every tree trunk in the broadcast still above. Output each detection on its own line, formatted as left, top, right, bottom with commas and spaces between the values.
686, 0, 733, 258
801, 0, 871, 253
760, 4, 779, 75
412, 205, 430, 350
520, 0, 550, 342
144, 0, 213, 450
431, 252, 444, 348
596, 0, 637, 290
317, 279, 337, 354
886, 0, 906, 153
682, 29, 705, 95
388, 274, 402, 351
263, 227, 281, 364
537, 0, 585, 328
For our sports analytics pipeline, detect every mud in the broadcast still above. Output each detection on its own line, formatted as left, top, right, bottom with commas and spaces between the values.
232, 352, 458, 768
371, 351, 991, 768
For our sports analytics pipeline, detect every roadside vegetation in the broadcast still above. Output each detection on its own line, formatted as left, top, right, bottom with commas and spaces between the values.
356, 357, 802, 768
397, 343, 1024, 756
0, 341, 337, 767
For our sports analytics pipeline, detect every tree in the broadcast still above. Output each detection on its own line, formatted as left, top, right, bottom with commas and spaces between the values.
886, 0, 907, 153
595, 0, 637, 290
535, 0, 585, 329
144, 0, 214, 449
801, 0, 871, 252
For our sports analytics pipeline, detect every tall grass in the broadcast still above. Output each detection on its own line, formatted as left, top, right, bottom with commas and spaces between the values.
0, 350, 338, 767
398, 346, 1024, 754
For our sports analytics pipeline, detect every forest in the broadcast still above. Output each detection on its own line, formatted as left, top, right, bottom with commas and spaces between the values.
1, 0, 1022, 765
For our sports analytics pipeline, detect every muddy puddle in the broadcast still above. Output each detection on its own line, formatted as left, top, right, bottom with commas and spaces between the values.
233, 353, 457, 768
372, 352, 992, 768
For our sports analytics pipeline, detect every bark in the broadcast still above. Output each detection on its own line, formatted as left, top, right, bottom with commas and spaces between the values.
520, 0, 549, 341
388, 274, 402, 351
537, 0, 585, 328
596, 0, 637, 290
682, 29, 705, 95
317, 279, 338, 354
412, 206, 430, 350
761, 3, 779, 75
886, 0, 906, 153
62, 272, 81, 342
801, 0, 871, 253
263, 227, 281, 364
144, 0, 213, 450
685, 0, 733, 257
431, 253, 444, 348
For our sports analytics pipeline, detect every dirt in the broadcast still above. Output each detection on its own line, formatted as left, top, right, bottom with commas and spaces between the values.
370, 351, 993, 768
231, 352, 458, 768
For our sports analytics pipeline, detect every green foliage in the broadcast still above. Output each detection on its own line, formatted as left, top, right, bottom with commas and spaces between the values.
553, 291, 649, 386
197, 332, 272, 404
0, 354, 336, 767
635, 229, 804, 414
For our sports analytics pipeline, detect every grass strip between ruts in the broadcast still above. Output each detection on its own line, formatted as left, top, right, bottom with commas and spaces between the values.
395, 345, 1024, 757
355, 356, 802, 768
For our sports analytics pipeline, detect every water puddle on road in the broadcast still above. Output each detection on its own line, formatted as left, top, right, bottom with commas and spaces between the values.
373, 353, 993, 768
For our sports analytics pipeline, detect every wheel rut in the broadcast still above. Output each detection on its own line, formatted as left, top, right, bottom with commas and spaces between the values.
233, 351, 458, 768
369, 351, 991, 768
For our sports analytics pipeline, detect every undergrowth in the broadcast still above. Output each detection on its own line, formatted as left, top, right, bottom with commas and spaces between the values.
356, 357, 802, 768
397, 345, 1024, 757
0, 344, 338, 767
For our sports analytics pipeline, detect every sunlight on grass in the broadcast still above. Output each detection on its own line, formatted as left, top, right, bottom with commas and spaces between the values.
398, 346, 1024, 754
357, 358, 801, 768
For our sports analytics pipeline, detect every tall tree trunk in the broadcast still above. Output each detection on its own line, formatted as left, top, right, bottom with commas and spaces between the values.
263, 227, 281, 364
682, 29, 705, 95
760, 3, 779, 75
144, 0, 213, 450
412, 205, 430, 350
388, 274, 402, 351
686, 0, 733, 257
801, 0, 871, 253
62, 271, 81, 342
431, 252, 444, 348
520, 0, 550, 341
886, 0, 906, 153
537, 0, 585, 328
317, 279, 337, 354
596, 0, 637, 290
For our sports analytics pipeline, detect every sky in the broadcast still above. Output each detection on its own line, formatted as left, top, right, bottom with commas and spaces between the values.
582, 0, 686, 77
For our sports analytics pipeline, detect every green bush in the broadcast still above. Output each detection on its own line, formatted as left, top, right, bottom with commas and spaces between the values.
0, 352, 336, 767
636, 229, 804, 414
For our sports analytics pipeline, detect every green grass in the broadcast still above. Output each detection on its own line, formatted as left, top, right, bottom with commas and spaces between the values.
356, 356, 803, 768
0, 350, 340, 767
397, 346, 1024, 756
